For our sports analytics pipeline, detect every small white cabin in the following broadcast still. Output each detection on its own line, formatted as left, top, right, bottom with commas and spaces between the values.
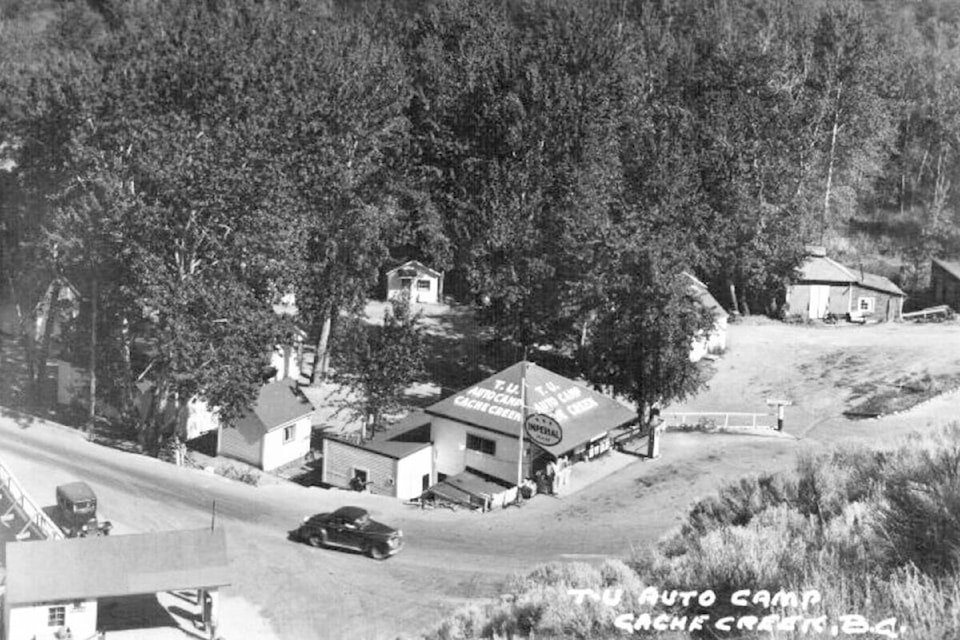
385, 260, 444, 305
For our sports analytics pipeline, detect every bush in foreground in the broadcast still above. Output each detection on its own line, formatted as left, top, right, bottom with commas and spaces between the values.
424, 424, 960, 639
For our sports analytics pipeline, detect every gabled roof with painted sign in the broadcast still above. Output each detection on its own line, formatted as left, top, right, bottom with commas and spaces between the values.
425, 361, 637, 456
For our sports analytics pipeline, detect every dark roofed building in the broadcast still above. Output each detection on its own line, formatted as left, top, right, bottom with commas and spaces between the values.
931, 258, 960, 312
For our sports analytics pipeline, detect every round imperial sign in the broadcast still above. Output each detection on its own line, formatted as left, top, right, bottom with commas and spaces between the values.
524, 413, 563, 447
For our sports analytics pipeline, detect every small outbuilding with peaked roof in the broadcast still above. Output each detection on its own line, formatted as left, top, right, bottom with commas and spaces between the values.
385, 260, 444, 304
425, 362, 637, 486
217, 381, 314, 471
784, 247, 905, 322
321, 411, 435, 500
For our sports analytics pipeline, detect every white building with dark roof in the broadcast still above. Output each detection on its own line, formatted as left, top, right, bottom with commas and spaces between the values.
3, 528, 229, 640
217, 381, 314, 471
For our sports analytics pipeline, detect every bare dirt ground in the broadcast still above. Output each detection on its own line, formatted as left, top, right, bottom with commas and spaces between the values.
4, 312, 960, 640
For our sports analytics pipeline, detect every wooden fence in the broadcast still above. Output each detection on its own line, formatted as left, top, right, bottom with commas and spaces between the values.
662, 411, 774, 430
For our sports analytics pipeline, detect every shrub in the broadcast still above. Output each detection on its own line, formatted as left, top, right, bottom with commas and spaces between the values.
216, 463, 260, 486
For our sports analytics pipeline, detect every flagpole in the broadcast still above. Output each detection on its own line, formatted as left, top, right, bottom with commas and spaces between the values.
517, 350, 527, 493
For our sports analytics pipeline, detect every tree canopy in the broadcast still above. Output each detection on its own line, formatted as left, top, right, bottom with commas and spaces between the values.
2, 0, 957, 431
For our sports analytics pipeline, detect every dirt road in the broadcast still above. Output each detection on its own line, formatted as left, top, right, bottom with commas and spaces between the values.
3, 318, 959, 639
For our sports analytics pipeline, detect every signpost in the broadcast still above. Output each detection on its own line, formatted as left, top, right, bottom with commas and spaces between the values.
765, 399, 793, 431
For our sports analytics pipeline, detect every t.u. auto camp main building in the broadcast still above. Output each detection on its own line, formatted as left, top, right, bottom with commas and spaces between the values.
322, 361, 638, 505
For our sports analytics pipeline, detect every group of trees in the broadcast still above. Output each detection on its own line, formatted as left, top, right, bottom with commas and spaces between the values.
1, 0, 959, 442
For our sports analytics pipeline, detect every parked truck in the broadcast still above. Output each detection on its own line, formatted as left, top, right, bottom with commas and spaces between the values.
55, 481, 112, 537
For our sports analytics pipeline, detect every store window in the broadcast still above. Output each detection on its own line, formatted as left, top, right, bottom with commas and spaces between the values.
466, 433, 496, 456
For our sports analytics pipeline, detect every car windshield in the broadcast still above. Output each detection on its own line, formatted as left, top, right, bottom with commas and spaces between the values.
72, 500, 95, 513
353, 513, 370, 528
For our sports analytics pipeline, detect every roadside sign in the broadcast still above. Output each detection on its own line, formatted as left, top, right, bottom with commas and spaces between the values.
524, 413, 563, 447
765, 399, 793, 406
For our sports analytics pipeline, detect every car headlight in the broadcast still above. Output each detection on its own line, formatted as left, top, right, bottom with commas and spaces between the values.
81, 525, 88, 532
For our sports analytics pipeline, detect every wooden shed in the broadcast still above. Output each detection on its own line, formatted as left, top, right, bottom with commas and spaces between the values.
784, 247, 905, 322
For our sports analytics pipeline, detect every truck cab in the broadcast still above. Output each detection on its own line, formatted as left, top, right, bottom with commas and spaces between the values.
55, 481, 112, 537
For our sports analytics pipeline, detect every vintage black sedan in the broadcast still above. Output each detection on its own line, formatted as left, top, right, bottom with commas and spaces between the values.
293, 506, 403, 559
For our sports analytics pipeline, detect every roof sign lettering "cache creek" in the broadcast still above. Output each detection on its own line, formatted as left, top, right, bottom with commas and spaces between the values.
451, 377, 599, 426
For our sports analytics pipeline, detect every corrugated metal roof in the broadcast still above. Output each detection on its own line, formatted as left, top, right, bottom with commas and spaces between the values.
5, 528, 230, 605
425, 362, 636, 456
796, 256, 904, 296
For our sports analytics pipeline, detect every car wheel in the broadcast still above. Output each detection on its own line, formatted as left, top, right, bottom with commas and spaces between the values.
366, 544, 387, 560
308, 530, 327, 548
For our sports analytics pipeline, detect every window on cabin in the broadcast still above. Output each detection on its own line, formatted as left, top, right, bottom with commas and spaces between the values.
858, 297, 875, 313
466, 433, 496, 456
283, 425, 295, 443
48, 605, 66, 627
417, 279, 431, 291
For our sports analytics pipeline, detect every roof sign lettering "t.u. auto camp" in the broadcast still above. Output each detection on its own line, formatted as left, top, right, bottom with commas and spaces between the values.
524, 413, 563, 447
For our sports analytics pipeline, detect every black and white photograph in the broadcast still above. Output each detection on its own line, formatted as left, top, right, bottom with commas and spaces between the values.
2, 1, 960, 639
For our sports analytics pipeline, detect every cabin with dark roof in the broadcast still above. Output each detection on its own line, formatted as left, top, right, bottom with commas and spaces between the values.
217, 381, 315, 471
784, 247, 906, 322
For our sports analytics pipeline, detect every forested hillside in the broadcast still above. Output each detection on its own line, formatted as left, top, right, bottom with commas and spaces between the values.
2, 0, 959, 440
